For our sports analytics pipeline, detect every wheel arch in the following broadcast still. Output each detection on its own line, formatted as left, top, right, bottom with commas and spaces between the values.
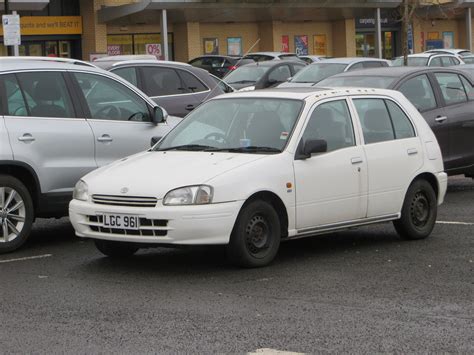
241, 190, 289, 238
411, 172, 439, 199
0, 161, 41, 210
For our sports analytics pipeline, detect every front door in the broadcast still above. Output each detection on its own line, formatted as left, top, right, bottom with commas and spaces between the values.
294, 99, 368, 230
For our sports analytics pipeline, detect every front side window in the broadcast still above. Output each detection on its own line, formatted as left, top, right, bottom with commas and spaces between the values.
1, 74, 28, 116
112, 67, 138, 87
268, 65, 291, 83
441, 57, 453, 67
141, 67, 184, 96
354, 98, 395, 144
434, 73, 467, 105
429, 57, 442, 67
398, 75, 437, 111
302, 100, 355, 152
224, 66, 267, 85
177, 69, 208, 93
155, 98, 303, 152
74, 72, 150, 122
16, 72, 75, 118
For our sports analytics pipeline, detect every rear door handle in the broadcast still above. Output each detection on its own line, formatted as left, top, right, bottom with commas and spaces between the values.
351, 157, 363, 164
18, 134, 35, 142
407, 148, 418, 155
97, 134, 113, 143
435, 116, 447, 123
185, 104, 195, 111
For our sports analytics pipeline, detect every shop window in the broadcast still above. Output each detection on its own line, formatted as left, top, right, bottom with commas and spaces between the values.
107, 35, 133, 56
107, 33, 174, 60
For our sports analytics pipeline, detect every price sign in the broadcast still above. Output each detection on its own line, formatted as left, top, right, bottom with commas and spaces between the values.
145, 43, 162, 57
2, 14, 21, 46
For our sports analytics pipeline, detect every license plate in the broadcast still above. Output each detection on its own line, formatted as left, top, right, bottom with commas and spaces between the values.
102, 214, 140, 230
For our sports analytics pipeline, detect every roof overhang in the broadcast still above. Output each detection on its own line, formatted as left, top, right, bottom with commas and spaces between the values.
0, 0, 49, 11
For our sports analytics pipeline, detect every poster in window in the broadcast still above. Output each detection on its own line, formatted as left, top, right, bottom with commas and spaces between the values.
427, 32, 439, 40
294, 35, 308, 56
227, 37, 242, 56
203, 38, 219, 55
281, 35, 289, 52
313, 34, 326, 55
442, 31, 454, 49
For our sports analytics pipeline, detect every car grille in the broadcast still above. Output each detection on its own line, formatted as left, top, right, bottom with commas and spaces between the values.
92, 194, 158, 208
86, 215, 168, 237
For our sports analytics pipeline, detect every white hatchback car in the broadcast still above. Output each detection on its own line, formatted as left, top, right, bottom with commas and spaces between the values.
69, 88, 448, 267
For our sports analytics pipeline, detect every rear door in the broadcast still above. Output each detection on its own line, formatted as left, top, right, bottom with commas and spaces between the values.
71, 71, 171, 167
1, 71, 96, 194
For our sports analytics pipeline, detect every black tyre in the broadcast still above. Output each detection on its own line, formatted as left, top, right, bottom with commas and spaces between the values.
394, 179, 437, 240
0, 175, 34, 254
227, 200, 281, 268
94, 240, 139, 257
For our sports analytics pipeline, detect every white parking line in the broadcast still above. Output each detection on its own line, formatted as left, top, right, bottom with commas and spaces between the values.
0, 254, 52, 264
249, 349, 304, 355
436, 221, 474, 226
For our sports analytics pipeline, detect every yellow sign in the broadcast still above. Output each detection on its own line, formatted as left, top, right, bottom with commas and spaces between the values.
0, 16, 82, 36
427, 31, 439, 40
313, 34, 327, 55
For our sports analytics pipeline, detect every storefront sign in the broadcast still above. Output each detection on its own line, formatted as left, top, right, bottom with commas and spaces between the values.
107, 45, 121, 56
356, 17, 398, 28
145, 43, 162, 57
313, 34, 326, 55
281, 35, 289, 52
426, 39, 443, 50
0, 16, 82, 36
443, 32, 454, 49
294, 35, 308, 56
227, 37, 242, 56
203, 38, 219, 55
2, 14, 21, 46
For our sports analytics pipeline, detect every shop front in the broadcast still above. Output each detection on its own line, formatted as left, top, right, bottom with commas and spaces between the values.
355, 14, 401, 59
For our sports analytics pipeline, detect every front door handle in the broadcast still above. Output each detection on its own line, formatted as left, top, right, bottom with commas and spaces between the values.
185, 104, 195, 111
435, 115, 447, 123
351, 157, 363, 164
97, 134, 113, 143
18, 134, 35, 143
407, 148, 418, 155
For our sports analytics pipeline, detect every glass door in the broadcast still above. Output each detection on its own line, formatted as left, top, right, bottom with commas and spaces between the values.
45, 41, 59, 57
59, 41, 72, 58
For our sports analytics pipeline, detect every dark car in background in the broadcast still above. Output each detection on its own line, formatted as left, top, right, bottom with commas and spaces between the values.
243, 52, 304, 62
188, 55, 254, 78
317, 67, 474, 177
278, 57, 390, 88
223, 60, 306, 91
95, 60, 225, 117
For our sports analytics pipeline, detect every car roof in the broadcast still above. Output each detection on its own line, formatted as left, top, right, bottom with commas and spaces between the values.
95, 59, 191, 70
425, 48, 469, 55
321, 66, 463, 78
213, 86, 398, 101
241, 60, 303, 68
314, 57, 389, 64
246, 52, 297, 56
0, 60, 106, 73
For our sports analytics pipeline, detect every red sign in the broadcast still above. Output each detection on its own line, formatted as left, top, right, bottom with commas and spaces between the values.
145, 43, 162, 58
281, 35, 289, 52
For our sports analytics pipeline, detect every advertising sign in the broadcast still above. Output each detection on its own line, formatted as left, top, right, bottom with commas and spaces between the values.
281, 35, 289, 52
294, 35, 308, 56
2, 14, 21, 46
426, 39, 444, 50
107, 45, 121, 56
313, 34, 326, 55
443, 32, 454, 49
0, 16, 82, 36
203, 38, 219, 55
227, 37, 242, 56
145, 43, 162, 57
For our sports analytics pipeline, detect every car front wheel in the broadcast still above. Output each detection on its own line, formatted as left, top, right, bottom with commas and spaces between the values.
394, 179, 437, 240
227, 200, 281, 268
94, 240, 139, 257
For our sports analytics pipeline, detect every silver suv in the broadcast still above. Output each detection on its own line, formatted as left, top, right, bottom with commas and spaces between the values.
0, 60, 180, 253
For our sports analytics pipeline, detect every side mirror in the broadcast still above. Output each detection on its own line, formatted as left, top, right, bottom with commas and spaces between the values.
150, 136, 162, 147
296, 139, 327, 159
152, 106, 168, 124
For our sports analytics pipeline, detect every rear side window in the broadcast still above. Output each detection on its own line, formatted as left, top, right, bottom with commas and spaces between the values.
16, 72, 75, 118
112, 67, 138, 87
177, 69, 208, 93
460, 75, 474, 100
141, 67, 184, 96
363, 61, 384, 68
434, 73, 468, 105
398, 74, 437, 111
347, 62, 364, 71
430, 57, 442, 67
450, 57, 460, 65
1, 74, 28, 116
385, 100, 415, 139
354, 99, 395, 144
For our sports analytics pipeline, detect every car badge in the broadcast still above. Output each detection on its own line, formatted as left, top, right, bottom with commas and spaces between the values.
120, 187, 129, 194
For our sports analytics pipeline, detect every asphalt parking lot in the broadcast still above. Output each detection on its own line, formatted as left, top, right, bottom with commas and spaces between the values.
0, 177, 472, 353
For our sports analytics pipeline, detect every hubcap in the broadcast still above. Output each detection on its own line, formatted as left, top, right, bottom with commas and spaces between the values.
0, 187, 26, 243
245, 214, 271, 257
410, 191, 430, 228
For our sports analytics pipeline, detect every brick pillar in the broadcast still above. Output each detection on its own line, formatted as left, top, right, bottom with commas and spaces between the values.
174, 22, 201, 62
332, 19, 356, 57
257, 21, 282, 52
80, 0, 108, 60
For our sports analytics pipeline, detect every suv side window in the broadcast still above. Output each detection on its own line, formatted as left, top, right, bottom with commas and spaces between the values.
430, 57, 442, 66
385, 100, 416, 139
74, 72, 151, 122
16, 72, 75, 118
112, 67, 138, 87
302, 99, 355, 152
347, 62, 364, 71
1, 74, 28, 116
450, 57, 460, 65
434, 72, 467, 105
176, 69, 208, 93
398, 74, 437, 112
141, 67, 184, 96
441, 57, 453, 67
354, 98, 395, 144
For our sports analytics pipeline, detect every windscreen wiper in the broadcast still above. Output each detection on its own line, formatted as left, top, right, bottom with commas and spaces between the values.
156, 144, 218, 151
211, 146, 282, 153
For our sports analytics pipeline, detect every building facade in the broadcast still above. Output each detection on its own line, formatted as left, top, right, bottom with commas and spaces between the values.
1, 0, 474, 61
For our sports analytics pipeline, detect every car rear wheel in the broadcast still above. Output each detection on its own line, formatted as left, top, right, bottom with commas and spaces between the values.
94, 240, 139, 257
394, 179, 437, 240
0, 175, 34, 254
227, 200, 281, 268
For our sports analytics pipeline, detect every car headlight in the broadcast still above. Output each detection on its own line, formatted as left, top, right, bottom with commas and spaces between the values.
163, 185, 213, 206
73, 180, 89, 201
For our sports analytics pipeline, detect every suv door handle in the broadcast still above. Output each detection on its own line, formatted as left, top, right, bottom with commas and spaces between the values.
185, 104, 195, 111
351, 157, 363, 164
18, 134, 35, 142
435, 116, 447, 123
97, 134, 113, 142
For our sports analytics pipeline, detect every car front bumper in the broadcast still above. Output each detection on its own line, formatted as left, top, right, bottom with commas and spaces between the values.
69, 199, 243, 245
